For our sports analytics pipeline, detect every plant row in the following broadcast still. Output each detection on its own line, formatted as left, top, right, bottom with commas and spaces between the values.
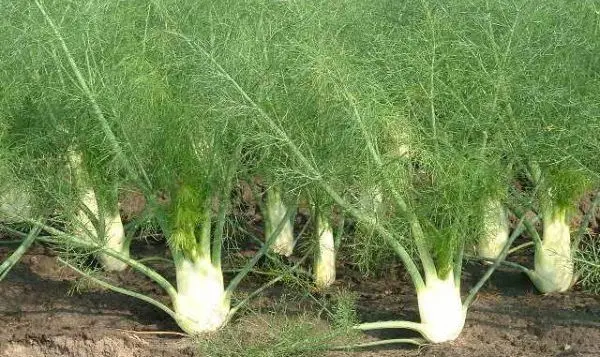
1, 0, 599, 347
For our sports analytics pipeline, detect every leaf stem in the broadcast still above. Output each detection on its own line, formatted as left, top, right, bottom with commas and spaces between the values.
224, 206, 296, 298
59, 257, 178, 323
463, 218, 527, 309
342, 90, 437, 282
0, 225, 41, 281
28, 219, 178, 301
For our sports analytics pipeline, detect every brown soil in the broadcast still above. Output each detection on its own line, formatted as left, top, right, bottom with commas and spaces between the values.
1, 243, 599, 357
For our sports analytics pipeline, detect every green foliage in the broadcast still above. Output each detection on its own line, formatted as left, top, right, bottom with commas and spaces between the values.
1, 0, 600, 338
576, 233, 600, 294
330, 289, 359, 329
544, 167, 595, 210
196, 299, 359, 357
140, 0, 600, 280
348, 227, 400, 277
168, 184, 205, 259
0, 1, 133, 219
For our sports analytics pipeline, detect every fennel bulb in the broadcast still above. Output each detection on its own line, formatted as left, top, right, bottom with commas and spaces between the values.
173, 257, 230, 334
313, 213, 335, 289
477, 200, 509, 260
0, 189, 33, 223
96, 209, 129, 271
527, 206, 573, 293
68, 150, 128, 271
356, 272, 467, 344
265, 189, 295, 256
417, 273, 466, 343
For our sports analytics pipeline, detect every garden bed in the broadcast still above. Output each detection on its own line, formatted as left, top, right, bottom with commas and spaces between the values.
1, 244, 599, 357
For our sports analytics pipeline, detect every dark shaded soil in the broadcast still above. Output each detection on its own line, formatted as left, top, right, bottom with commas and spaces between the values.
1, 243, 600, 357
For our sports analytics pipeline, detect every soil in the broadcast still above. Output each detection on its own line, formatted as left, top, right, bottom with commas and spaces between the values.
1, 242, 599, 357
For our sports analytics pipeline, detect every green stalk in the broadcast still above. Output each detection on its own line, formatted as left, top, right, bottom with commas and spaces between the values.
0, 225, 41, 281
453, 240, 465, 288
211, 198, 227, 271
59, 257, 178, 321
468, 256, 532, 274
508, 241, 534, 255
27, 219, 178, 301
228, 247, 311, 319
0, 240, 26, 245
463, 217, 527, 309
334, 338, 427, 349
510, 206, 543, 250
355, 320, 425, 334
343, 90, 437, 281
224, 206, 296, 299
137, 256, 174, 265
212, 143, 241, 270
199, 202, 212, 262
334, 215, 345, 251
